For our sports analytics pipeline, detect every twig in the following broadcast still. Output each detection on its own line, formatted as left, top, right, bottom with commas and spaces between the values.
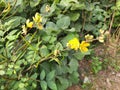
109, 11, 115, 33
81, 11, 86, 33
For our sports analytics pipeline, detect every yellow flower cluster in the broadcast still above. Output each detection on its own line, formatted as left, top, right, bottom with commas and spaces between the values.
3, 3, 11, 13
67, 38, 80, 50
67, 29, 108, 53
26, 19, 33, 28
79, 41, 90, 53
67, 38, 90, 53
97, 29, 109, 43
85, 34, 94, 42
45, 5, 50, 12
33, 12, 43, 30
21, 25, 27, 35
97, 29, 105, 43
33, 13, 42, 23
84, 29, 109, 43
22, 12, 43, 35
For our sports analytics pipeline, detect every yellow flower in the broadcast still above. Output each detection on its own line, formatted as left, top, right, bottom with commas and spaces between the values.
37, 23, 43, 30
104, 31, 110, 36
33, 12, 42, 23
99, 29, 104, 34
26, 19, 33, 28
3, 3, 11, 13
85, 34, 94, 42
67, 38, 80, 50
22, 25, 27, 35
79, 41, 90, 53
53, 50, 60, 56
97, 35, 104, 43
45, 5, 50, 12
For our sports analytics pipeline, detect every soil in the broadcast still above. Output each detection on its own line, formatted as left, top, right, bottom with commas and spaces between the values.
90, 70, 120, 90
67, 70, 120, 90
67, 44, 120, 90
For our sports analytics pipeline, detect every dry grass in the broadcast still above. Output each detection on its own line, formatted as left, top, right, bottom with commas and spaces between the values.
89, 28, 120, 90
104, 27, 120, 68
67, 28, 120, 90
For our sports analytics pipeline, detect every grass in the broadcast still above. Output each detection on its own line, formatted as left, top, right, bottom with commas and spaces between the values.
104, 27, 120, 70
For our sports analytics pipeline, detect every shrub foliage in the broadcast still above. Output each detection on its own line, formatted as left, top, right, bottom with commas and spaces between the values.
0, 0, 119, 90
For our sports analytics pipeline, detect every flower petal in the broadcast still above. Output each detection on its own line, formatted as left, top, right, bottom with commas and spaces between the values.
67, 38, 80, 50
81, 41, 90, 47
80, 47, 88, 53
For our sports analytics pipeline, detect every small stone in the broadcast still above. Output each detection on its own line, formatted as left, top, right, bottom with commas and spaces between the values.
83, 76, 91, 83
116, 73, 120, 77
112, 72, 115, 75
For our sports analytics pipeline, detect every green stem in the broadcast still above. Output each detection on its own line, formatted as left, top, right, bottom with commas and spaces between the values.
14, 31, 37, 62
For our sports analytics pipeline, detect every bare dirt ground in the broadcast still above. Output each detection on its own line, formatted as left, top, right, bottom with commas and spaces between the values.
67, 64, 120, 90
90, 70, 120, 90
67, 44, 120, 90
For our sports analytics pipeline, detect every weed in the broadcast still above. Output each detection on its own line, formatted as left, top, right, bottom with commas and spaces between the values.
91, 57, 102, 74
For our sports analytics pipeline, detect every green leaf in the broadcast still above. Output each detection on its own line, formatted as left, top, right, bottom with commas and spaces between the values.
6, 69, 13, 75
6, 30, 20, 41
69, 13, 80, 21
74, 23, 82, 32
31, 73, 38, 79
47, 81, 57, 90
56, 60, 69, 75
4, 16, 25, 31
60, 0, 79, 7
46, 22, 58, 30
40, 81, 47, 90
6, 35, 16, 41
15, 0, 23, 6
116, 0, 120, 10
0, 70, 5, 75
30, 0, 41, 8
46, 70, 55, 81
61, 33, 76, 47
32, 82, 37, 88
73, 52, 85, 60
40, 70, 46, 80
0, 31, 4, 36
71, 3, 85, 10
69, 72, 79, 84
49, 36, 57, 43
57, 16, 70, 29
66, 28, 76, 32
68, 58, 79, 73
0, 0, 5, 8
57, 77, 69, 89
19, 83, 25, 88
85, 24, 96, 31
45, 22, 59, 35
42, 35, 51, 42
40, 45, 49, 57
55, 42, 63, 50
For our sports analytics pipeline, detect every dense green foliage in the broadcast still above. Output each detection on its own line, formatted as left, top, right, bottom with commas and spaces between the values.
0, 0, 119, 90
